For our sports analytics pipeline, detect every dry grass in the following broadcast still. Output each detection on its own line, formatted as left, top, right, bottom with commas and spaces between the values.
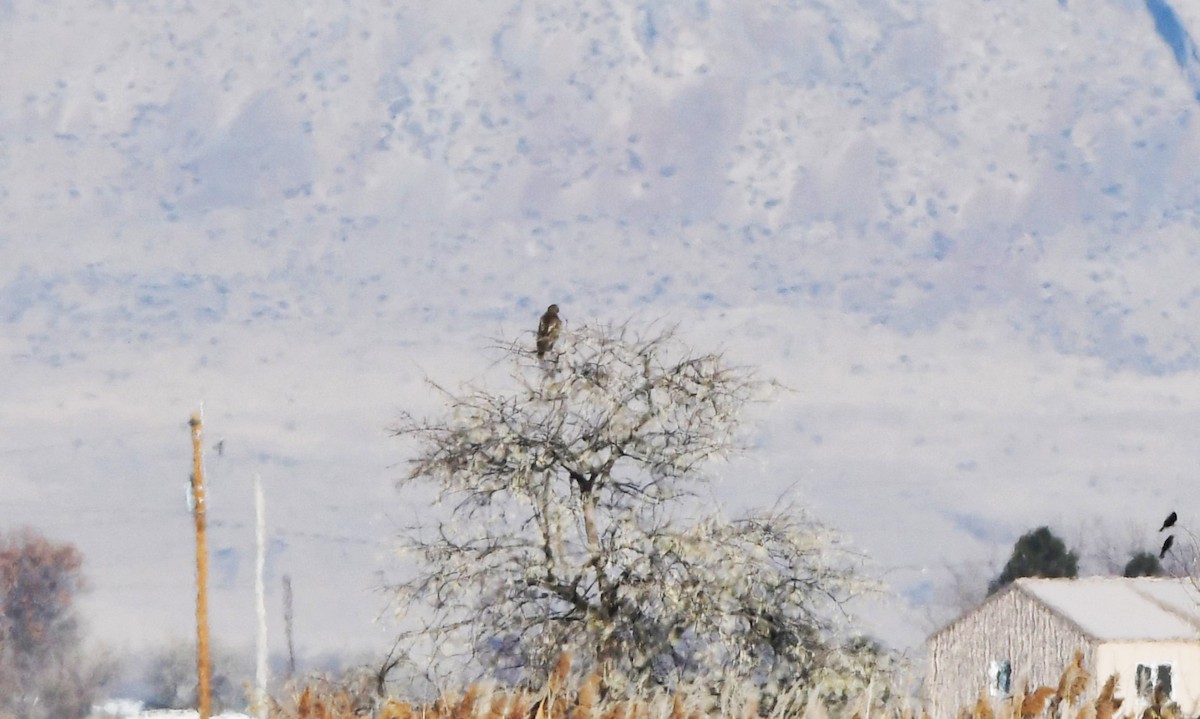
949, 651, 1177, 719
269, 651, 1178, 719
269, 656, 895, 719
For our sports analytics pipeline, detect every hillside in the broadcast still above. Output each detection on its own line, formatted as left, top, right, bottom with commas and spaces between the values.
3, 0, 1200, 654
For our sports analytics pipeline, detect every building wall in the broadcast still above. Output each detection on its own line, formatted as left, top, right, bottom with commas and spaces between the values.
925, 586, 1094, 719
1093, 641, 1200, 716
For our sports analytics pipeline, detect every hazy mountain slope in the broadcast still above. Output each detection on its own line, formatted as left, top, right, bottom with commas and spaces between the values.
5, 1, 1200, 366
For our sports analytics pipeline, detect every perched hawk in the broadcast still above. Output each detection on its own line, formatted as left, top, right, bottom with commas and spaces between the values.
536, 304, 562, 359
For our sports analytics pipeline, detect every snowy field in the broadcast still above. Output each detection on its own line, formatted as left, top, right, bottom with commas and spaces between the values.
92, 702, 250, 719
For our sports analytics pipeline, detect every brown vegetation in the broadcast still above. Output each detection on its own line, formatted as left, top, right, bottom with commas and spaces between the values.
268, 649, 1187, 719
953, 650, 1171, 719
0, 527, 113, 719
269, 651, 914, 719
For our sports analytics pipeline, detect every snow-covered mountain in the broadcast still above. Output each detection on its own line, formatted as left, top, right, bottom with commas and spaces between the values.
4, 0, 1200, 656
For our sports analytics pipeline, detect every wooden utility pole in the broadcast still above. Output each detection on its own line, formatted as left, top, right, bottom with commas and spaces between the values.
189, 411, 213, 719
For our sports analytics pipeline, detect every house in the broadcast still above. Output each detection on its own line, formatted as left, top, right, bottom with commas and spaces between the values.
925, 577, 1200, 718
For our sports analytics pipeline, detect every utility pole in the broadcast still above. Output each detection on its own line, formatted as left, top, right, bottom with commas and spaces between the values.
189, 410, 213, 719
254, 474, 269, 719
282, 574, 296, 678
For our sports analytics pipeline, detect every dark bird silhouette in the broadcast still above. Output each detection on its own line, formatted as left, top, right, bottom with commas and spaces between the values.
536, 304, 562, 359
1160, 511, 1178, 531
1160, 534, 1175, 559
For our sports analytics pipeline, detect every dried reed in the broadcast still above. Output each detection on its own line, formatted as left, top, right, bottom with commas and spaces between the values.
269, 650, 1175, 719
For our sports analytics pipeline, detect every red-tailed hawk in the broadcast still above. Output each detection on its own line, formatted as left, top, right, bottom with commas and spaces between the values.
536, 304, 561, 359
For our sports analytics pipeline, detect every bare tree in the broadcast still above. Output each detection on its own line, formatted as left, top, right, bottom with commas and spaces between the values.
0, 527, 112, 719
141, 639, 253, 712
391, 321, 879, 695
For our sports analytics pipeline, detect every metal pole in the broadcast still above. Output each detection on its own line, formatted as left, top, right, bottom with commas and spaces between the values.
283, 574, 296, 678
190, 410, 213, 719
254, 473, 269, 719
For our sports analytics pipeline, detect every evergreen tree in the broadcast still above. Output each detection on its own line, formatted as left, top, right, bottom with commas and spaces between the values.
988, 526, 1078, 594
1122, 550, 1165, 578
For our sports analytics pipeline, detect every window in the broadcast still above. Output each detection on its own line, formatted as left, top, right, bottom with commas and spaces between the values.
1157, 664, 1173, 699
1135, 663, 1173, 701
1136, 664, 1152, 698
989, 659, 1012, 697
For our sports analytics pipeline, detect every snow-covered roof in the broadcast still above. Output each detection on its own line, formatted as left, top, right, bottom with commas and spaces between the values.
1015, 577, 1200, 641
